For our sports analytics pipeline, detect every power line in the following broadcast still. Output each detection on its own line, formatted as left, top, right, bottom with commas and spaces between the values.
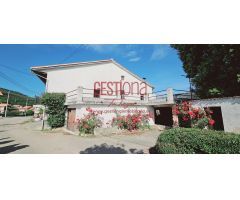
0, 63, 32, 77
0, 63, 43, 96
0, 71, 38, 95
60, 45, 81, 63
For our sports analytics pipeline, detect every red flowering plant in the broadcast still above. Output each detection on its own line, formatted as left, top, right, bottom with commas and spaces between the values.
173, 101, 215, 129
112, 112, 152, 131
76, 107, 103, 135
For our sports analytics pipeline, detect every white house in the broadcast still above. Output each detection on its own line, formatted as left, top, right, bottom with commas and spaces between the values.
31, 59, 175, 130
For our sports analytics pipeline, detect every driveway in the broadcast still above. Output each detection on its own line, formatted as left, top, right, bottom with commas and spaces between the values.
0, 117, 161, 154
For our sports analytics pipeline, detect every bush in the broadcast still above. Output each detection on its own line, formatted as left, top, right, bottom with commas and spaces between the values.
112, 112, 152, 131
7, 110, 20, 117
173, 101, 215, 129
41, 93, 66, 128
26, 110, 34, 116
155, 128, 240, 154
77, 107, 103, 135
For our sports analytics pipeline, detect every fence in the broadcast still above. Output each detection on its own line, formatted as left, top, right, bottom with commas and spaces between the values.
66, 86, 174, 105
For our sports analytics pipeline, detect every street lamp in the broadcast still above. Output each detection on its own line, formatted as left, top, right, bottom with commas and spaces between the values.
181, 75, 193, 100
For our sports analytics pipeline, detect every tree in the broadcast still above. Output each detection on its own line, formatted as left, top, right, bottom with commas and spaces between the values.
171, 44, 240, 98
41, 93, 66, 128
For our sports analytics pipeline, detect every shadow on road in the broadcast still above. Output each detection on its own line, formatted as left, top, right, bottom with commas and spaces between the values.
0, 136, 29, 154
79, 143, 144, 154
0, 143, 29, 154
0, 137, 10, 140
0, 140, 15, 145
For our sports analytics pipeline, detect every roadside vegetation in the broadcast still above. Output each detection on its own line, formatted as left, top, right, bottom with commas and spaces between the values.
41, 93, 66, 129
0, 87, 38, 106
171, 44, 240, 98
77, 107, 103, 135
76, 107, 153, 135
111, 112, 152, 131
173, 101, 215, 129
155, 128, 240, 154
152, 101, 240, 154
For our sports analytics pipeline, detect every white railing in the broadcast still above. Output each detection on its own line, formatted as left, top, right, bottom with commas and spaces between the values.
65, 86, 174, 105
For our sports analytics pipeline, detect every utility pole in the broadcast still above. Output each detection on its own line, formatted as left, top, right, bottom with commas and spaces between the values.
189, 77, 193, 100
4, 90, 10, 117
25, 98, 28, 117
181, 75, 193, 100
42, 78, 48, 131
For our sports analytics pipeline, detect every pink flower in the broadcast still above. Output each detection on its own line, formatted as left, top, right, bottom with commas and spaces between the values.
86, 107, 93, 113
208, 119, 215, 126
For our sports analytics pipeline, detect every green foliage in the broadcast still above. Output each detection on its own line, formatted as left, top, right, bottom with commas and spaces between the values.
155, 128, 240, 154
7, 110, 20, 117
0, 88, 38, 106
208, 88, 222, 97
6, 105, 21, 117
194, 118, 209, 129
41, 93, 66, 128
26, 110, 34, 116
112, 113, 151, 131
173, 101, 214, 129
171, 45, 240, 98
77, 107, 103, 135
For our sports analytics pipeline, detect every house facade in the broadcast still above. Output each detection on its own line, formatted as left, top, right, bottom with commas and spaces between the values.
31, 59, 175, 130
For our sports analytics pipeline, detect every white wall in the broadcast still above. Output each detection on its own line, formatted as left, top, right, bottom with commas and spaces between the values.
45, 62, 153, 100
73, 104, 155, 127
191, 97, 240, 133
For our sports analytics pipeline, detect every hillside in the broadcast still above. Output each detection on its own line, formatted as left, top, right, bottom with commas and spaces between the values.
0, 88, 40, 106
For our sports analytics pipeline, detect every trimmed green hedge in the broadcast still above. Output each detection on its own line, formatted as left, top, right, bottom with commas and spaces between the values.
41, 93, 66, 128
155, 128, 240, 154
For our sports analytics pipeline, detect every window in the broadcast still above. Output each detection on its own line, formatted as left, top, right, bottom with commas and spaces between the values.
94, 89, 100, 98
120, 90, 125, 99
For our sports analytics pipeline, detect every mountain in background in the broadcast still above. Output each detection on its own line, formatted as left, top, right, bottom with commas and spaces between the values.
0, 88, 40, 106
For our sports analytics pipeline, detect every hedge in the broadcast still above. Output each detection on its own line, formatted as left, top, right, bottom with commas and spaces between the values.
155, 128, 240, 154
41, 93, 66, 128
26, 110, 34, 116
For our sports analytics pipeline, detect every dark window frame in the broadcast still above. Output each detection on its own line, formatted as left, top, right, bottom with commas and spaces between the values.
94, 89, 100, 98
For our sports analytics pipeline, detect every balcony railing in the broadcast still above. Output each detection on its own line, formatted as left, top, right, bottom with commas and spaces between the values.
65, 87, 174, 105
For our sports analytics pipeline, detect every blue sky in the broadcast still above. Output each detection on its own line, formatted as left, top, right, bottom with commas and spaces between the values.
0, 44, 189, 97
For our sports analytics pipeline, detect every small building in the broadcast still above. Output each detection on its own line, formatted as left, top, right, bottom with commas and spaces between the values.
31, 59, 175, 130
32, 105, 44, 118
191, 97, 240, 133
0, 103, 8, 115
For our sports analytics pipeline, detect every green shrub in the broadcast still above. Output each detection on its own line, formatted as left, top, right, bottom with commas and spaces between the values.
7, 110, 20, 117
155, 128, 240, 154
194, 118, 209, 129
41, 93, 66, 128
77, 107, 103, 135
26, 110, 34, 116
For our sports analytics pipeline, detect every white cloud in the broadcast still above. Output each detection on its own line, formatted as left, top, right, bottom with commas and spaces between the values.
126, 50, 137, 57
125, 50, 141, 62
129, 57, 141, 62
84, 44, 120, 53
151, 45, 170, 60
83, 44, 142, 62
